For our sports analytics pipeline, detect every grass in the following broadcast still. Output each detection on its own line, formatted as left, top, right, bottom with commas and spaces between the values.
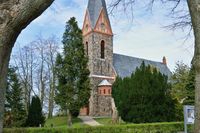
4, 116, 194, 133
44, 116, 87, 128
4, 121, 187, 133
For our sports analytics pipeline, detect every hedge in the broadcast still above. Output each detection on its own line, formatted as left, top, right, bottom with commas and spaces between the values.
4, 122, 191, 133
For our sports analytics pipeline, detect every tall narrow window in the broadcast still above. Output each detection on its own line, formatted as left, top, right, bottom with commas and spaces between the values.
108, 89, 111, 94
86, 42, 88, 55
101, 40, 105, 59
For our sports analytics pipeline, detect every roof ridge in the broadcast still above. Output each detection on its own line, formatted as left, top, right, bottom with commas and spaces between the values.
113, 53, 172, 78
113, 53, 163, 64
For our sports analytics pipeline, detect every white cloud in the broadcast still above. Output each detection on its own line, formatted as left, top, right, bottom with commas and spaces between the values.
113, 19, 194, 71
15, 0, 193, 71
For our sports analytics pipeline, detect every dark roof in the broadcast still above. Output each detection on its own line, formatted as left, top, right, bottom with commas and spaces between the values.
87, 0, 110, 28
113, 53, 172, 78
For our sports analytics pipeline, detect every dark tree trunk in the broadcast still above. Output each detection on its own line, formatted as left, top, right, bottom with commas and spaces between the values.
0, 42, 12, 133
67, 109, 72, 127
0, 0, 54, 132
187, 0, 200, 132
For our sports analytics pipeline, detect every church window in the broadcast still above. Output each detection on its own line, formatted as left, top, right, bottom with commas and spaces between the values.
101, 23, 105, 31
104, 89, 106, 94
85, 24, 89, 31
101, 40, 105, 59
86, 42, 88, 55
108, 89, 111, 94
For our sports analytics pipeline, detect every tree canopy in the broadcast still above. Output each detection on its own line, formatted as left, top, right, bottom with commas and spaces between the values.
4, 67, 26, 127
55, 17, 90, 120
112, 62, 176, 123
171, 61, 195, 105
26, 96, 45, 127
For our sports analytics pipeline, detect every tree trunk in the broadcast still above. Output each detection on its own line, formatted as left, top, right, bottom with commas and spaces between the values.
0, 0, 54, 132
48, 81, 54, 118
67, 109, 72, 127
47, 42, 58, 118
0, 44, 12, 133
48, 69, 55, 118
187, 0, 200, 132
40, 50, 45, 108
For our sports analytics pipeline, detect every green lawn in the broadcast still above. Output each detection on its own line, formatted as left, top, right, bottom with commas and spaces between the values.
4, 121, 187, 133
45, 116, 87, 128
4, 116, 192, 133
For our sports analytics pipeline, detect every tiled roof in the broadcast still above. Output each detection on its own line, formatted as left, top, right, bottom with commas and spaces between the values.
113, 53, 172, 78
87, 0, 110, 28
98, 79, 112, 86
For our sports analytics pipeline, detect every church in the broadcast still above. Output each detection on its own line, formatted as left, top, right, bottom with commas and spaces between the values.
80, 0, 171, 116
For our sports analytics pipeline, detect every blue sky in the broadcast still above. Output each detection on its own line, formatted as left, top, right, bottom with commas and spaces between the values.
14, 0, 194, 71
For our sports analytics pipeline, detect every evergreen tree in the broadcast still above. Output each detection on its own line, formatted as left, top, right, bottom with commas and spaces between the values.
171, 61, 190, 103
55, 17, 90, 125
55, 53, 68, 111
4, 67, 26, 127
184, 66, 195, 105
170, 62, 195, 120
26, 96, 45, 127
112, 62, 176, 123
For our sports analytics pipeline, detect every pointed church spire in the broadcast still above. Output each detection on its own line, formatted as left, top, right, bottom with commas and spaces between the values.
87, 0, 110, 28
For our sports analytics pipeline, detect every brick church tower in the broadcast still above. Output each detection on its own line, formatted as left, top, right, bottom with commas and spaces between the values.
81, 0, 116, 116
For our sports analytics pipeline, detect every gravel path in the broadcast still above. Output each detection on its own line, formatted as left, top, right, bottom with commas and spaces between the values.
78, 116, 102, 126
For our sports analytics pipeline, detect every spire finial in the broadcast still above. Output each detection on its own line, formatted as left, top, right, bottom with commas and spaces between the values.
162, 56, 167, 65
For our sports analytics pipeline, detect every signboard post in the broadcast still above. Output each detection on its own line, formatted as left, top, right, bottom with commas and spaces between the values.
184, 105, 195, 133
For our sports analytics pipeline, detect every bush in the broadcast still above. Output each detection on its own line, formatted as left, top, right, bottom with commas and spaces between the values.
71, 109, 79, 117
3, 122, 188, 133
26, 96, 45, 127
112, 62, 176, 123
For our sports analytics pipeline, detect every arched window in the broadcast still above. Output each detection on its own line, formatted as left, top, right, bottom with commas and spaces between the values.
85, 24, 89, 31
108, 89, 111, 94
101, 40, 105, 59
104, 89, 106, 94
101, 23, 105, 31
86, 42, 88, 55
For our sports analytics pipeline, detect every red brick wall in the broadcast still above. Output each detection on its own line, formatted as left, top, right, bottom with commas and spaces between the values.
98, 86, 112, 95
80, 107, 89, 116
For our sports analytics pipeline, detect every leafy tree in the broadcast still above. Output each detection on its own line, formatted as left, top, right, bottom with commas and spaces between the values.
170, 62, 195, 120
4, 67, 26, 127
112, 62, 176, 123
55, 17, 90, 126
110, 0, 200, 131
1, 0, 200, 132
170, 62, 195, 104
171, 61, 190, 103
26, 96, 45, 127
0, 1, 54, 131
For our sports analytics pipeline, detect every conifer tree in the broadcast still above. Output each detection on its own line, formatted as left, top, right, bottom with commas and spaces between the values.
55, 17, 90, 126
170, 62, 195, 120
4, 67, 26, 127
112, 62, 176, 123
26, 96, 45, 127
184, 66, 195, 105
171, 62, 190, 103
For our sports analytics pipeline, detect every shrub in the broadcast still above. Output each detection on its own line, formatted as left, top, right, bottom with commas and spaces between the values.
112, 62, 176, 123
3, 122, 187, 133
26, 96, 45, 127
